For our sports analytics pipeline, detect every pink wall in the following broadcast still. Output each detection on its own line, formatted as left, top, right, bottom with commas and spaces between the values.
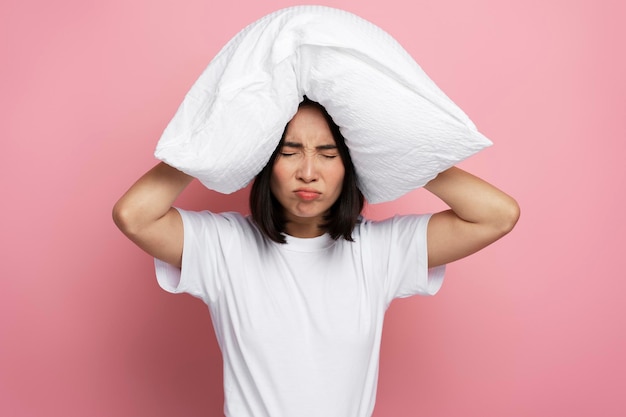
2, 0, 625, 416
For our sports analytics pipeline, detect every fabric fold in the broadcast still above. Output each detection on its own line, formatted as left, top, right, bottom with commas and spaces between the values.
155, 5, 492, 203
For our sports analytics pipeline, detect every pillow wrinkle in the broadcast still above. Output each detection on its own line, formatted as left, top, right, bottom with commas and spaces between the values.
155, 5, 492, 203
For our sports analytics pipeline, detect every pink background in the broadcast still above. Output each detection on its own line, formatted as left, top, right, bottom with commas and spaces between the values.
2, 0, 625, 416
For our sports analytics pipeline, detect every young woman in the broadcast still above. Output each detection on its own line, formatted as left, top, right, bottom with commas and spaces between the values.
113, 98, 519, 417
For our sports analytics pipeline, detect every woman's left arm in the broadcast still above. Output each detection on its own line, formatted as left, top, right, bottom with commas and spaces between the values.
425, 167, 520, 268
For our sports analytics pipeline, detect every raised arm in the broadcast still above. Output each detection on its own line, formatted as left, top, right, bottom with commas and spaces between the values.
425, 167, 520, 268
112, 162, 194, 267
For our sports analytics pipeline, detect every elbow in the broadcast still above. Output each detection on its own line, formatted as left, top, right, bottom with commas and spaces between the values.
494, 196, 521, 236
112, 200, 141, 238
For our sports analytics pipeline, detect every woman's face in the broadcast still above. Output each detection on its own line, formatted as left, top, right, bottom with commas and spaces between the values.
270, 105, 345, 236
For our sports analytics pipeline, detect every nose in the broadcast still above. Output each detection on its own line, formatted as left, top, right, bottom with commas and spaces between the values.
296, 154, 318, 183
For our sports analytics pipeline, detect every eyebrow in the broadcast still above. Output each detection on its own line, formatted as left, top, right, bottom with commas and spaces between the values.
282, 141, 338, 151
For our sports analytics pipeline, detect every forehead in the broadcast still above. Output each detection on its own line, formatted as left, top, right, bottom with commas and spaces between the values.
284, 106, 335, 144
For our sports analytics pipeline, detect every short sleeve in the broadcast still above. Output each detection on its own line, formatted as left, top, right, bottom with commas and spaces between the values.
360, 214, 445, 304
391, 214, 445, 299
154, 209, 242, 304
154, 257, 184, 293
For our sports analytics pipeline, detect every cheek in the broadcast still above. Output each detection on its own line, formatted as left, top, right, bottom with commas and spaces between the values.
335, 164, 346, 184
331, 165, 346, 194
270, 162, 287, 193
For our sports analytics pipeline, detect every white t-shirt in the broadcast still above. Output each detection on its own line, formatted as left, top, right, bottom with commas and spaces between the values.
155, 209, 445, 417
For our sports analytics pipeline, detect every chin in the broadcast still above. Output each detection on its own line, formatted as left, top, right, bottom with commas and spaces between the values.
291, 211, 323, 220
287, 206, 328, 221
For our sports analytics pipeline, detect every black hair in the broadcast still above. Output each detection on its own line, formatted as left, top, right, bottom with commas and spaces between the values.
250, 97, 364, 243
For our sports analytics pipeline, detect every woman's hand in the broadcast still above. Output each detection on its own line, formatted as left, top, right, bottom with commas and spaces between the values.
425, 167, 520, 268
112, 162, 194, 268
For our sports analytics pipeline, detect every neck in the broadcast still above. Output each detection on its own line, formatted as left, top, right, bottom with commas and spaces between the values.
284, 218, 326, 238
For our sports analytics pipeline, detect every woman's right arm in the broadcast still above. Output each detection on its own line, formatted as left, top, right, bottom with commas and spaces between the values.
112, 162, 194, 268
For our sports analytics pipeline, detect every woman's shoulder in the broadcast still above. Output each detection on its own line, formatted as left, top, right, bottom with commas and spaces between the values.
175, 208, 258, 234
354, 213, 433, 238
357, 213, 432, 227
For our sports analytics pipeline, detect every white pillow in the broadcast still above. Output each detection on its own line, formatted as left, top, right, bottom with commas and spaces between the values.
154, 5, 492, 203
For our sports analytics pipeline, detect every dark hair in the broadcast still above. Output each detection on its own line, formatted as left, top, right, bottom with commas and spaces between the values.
250, 97, 365, 243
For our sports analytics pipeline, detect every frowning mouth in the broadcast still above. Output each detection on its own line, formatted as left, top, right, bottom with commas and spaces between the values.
294, 189, 321, 201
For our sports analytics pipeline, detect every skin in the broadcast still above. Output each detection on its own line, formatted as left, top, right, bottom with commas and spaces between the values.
270, 106, 345, 238
425, 167, 519, 267
113, 105, 519, 270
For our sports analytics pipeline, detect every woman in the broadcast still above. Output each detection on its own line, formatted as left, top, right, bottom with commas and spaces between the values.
113, 98, 519, 417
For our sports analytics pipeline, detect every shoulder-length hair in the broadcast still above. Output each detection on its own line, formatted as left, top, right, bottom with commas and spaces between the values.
250, 97, 364, 243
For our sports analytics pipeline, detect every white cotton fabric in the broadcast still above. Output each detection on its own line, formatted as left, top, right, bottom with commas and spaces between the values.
154, 5, 492, 203
155, 209, 445, 417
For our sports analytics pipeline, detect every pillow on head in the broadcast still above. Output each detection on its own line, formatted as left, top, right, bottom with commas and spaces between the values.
154, 5, 492, 203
